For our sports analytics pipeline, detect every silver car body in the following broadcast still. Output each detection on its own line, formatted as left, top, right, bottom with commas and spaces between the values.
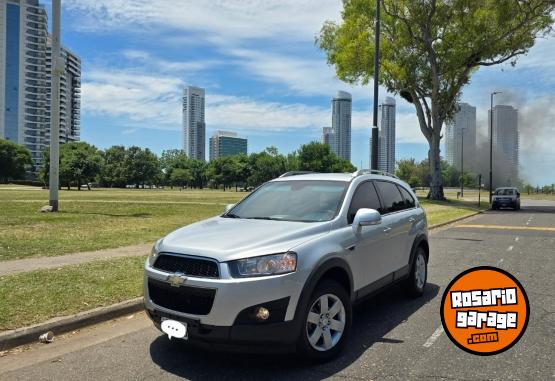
144, 172, 428, 340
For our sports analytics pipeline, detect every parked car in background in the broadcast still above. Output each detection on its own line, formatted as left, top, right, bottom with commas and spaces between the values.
492, 187, 521, 210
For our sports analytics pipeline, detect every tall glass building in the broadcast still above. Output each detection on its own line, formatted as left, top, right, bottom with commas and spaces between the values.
209, 131, 247, 160
331, 91, 352, 161
0, 0, 48, 167
489, 105, 519, 187
183, 86, 206, 161
445, 102, 477, 172
1, 0, 81, 169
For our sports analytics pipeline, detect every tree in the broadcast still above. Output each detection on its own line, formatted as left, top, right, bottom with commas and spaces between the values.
248, 148, 288, 186
318, 0, 554, 199
40, 142, 103, 190
0, 139, 32, 182
124, 146, 160, 187
99, 146, 127, 187
297, 142, 356, 172
396, 158, 420, 187
170, 168, 192, 188
160, 149, 189, 187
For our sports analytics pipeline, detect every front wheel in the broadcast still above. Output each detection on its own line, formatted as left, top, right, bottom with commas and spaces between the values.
297, 280, 352, 362
405, 247, 427, 297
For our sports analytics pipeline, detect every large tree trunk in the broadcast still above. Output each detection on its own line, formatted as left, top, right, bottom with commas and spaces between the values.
427, 131, 445, 200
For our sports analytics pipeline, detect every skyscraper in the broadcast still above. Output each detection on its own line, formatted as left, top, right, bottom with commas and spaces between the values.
0, 0, 48, 166
43, 40, 81, 166
378, 97, 396, 173
489, 105, 519, 187
331, 91, 351, 161
445, 102, 477, 172
321, 126, 335, 152
183, 86, 205, 161
209, 131, 247, 160
0, 0, 81, 169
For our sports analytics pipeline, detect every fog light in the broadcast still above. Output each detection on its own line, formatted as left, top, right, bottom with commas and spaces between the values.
254, 307, 270, 321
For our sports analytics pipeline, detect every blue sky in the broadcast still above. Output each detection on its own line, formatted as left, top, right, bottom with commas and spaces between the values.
43, 1, 554, 185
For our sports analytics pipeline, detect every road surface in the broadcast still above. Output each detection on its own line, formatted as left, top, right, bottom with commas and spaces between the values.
1, 200, 554, 380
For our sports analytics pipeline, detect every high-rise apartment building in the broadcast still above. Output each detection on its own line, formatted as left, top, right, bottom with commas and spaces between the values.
489, 105, 519, 187
331, 91, 351, 161
0, 0, 48, 166
0, 0, 81, 169
321, 126, 335, 151
445, 102, 476, 172
209, 131, 247, 160
45, 39, 81, 151
368, 97, 396, 173
183, 86, 205, 161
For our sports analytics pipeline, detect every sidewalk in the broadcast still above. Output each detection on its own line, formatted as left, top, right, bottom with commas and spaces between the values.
0, 243, 151, 276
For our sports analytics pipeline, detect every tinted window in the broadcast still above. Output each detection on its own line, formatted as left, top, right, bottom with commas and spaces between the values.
347, 182, 381, 223
398, 185, 416, 208
375, 181, 406, 214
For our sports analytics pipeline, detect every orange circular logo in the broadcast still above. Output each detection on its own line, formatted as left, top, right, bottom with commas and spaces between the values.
440, 267, 529, 355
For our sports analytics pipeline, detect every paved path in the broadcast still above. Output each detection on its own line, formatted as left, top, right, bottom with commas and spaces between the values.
1, 200, 554, 380
0, 243, 151, 276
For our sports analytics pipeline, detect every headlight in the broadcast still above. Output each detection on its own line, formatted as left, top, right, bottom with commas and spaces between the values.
148, 239, 162, 266
229, 252, 297, 278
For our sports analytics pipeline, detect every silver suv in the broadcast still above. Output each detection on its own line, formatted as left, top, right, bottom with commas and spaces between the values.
144, 170, 429, 361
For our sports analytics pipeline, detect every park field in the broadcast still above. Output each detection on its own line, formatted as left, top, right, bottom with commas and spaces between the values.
0, 185, 487, 330
0, 185, 485, 262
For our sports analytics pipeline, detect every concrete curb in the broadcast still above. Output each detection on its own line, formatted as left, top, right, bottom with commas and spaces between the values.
0, 297, 143, 351
429, 210, 484, 231
0, 209, 486, 352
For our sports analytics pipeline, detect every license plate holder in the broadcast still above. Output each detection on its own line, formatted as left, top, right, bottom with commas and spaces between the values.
161, 317, 188, 340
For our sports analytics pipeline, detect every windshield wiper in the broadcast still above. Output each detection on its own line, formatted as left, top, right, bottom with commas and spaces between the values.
223, 213, 241, 218
246, 216, 281, 220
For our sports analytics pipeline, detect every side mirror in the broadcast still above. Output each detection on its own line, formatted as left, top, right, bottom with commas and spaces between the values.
352, 208, 381, 235
224, 204, 235, 213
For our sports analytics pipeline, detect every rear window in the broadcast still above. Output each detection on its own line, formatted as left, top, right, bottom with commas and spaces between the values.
374, 181, 406, 214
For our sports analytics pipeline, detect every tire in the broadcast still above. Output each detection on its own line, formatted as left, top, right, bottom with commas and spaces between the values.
405, 247, 427, 298
492, 203, 498, 210
297, 279, 352, 362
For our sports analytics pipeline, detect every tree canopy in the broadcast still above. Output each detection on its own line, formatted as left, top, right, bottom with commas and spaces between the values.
0, 139, 33, 182
318, 0, 554, 199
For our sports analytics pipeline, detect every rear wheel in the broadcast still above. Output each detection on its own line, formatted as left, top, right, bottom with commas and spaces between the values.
405, 247, 427, 297
297, 280, 352, 362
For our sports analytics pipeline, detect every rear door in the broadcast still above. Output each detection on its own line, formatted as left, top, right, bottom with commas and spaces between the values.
374, 181, 412, 274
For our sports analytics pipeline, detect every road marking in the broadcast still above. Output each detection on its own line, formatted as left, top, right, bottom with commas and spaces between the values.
423, 327, 444, 348
515, 237, 519, 242
457, 224, 555, 232
507, 246, 514, 251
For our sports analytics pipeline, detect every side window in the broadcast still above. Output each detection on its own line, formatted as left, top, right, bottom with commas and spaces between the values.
375, 181, 406, 214
398, 185, 416, 209
347, 182, 381, 224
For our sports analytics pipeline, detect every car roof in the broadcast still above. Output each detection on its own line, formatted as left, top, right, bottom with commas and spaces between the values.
271, 172, 353, 182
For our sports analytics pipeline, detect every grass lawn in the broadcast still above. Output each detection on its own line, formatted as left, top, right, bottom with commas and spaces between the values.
0, 186, 244, 261
0, 185, 486, 261
0, 256, 145, 330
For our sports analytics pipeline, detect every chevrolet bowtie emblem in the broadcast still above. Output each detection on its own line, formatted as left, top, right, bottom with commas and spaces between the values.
167, 272, 187, 287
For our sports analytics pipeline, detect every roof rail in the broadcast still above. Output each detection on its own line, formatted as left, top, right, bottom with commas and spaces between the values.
351, 169, 399, 179
279, 171, 315, 178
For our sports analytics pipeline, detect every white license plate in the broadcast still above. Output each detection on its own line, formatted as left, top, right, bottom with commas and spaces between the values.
161, 318, 188, 340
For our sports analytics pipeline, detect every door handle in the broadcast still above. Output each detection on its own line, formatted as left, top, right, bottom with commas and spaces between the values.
408, 217, 416, 223
383, 227, 392, 233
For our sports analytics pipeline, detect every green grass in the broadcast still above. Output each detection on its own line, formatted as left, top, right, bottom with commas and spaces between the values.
0, 256, 145, 330
0, 185, 486, 262
0, 187, 245, 261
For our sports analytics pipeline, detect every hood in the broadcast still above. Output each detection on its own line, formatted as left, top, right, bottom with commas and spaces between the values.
158, 216, 332, 262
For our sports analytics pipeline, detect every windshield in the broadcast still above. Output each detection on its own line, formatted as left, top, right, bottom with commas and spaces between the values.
226, 180, 348, 222
495, 189, 516, 196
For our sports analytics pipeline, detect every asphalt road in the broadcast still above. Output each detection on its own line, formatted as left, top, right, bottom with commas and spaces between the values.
1, 200, 554, 381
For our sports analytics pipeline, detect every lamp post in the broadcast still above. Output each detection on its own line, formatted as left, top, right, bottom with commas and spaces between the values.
48, 0, 62, 211
489, 91, 501, 203
460, 126, 465, 197
370, 0, 380, 170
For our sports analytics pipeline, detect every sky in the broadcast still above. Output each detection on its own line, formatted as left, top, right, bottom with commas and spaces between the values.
42, 1, 555, 185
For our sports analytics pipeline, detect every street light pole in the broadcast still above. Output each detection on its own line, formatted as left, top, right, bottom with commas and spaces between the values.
489, 91, 501, 203
48, 0, 62, 211
370, 0, 380, 170
460, 127, 465, 197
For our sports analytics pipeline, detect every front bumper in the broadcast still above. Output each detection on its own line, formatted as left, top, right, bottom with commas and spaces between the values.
143, 259, 305, 346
